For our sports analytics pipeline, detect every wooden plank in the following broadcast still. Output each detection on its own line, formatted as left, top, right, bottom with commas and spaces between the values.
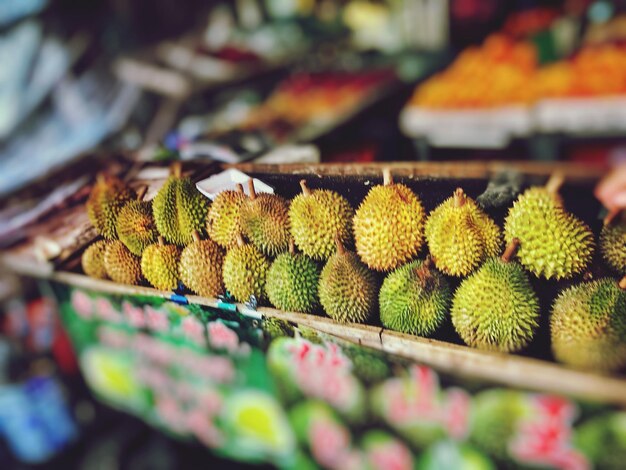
229, 161, 607, 181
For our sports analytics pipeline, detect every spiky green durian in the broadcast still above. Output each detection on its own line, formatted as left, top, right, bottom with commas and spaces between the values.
318, 241, 378, 324
266, 242, 320, 313
222, 236, 270, 303
81, 240, 109, 279
86, 174, 136, 239
342, 346, 390, 384
141, 237, 181, 291
379, 258, 451, 336
116, 188, 158, 256
289, 180, 354, 260
353, 169, 426, 272
178, 231, 224, 297
152, 163, 209, 246
451, 240, 540, 352
574, 412, 626, 470
600, 211, 626, 274
207, 183, 246, 249
426, 188, 502, 276
550, 277, 626, 372
504, 175, 594, 280
470, 389, 531, 462
104, 240, 143, 285
263, 317, 294, 342
240, 180, 290, 257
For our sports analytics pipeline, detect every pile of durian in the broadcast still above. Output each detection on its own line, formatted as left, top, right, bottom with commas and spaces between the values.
82, 165, 626, 373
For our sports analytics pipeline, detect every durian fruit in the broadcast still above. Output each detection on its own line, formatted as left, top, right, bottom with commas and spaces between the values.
86, 174, 136, 239
141, 237, 181, 291
239, 179, 290, 257
342, 345, 390, 385
289, 180, 354, 260
451, 239, 540, 352
379, 257, 451, 337
600, 210, 626, 274
207, 183, 246, 249
353, 168, 426, 272
425, 188, 502, 276
178, 230, 224, 297
470, 389, 531, 462
265, 241, 320, 313
104, 240, 143, 285
550, 276, 626, 372
262, 317, 294, 342
222, 234, 270, 303
574, 412, 626, 470
318, 239, 378, 324
504, 174, 594, 280
152, 163, 209, 246
81, 240, 110, 279
116, 187, 158, 256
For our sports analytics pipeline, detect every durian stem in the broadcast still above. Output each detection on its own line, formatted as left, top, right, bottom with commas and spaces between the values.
236, 233, 245, 247
247, 179, 257, 200
423, 255, 433, 269
158, 236, 165, 246
334, 236, 346, 255
300, 179, 311, 196
191, 230, 201, 243
383, 168, 393, 186
171, 161, 182, 178
501, 238, 520, 263
96, 173, 107, 185
136, 186, 148, 201
545, 173, 564, 195
619, 276, 626, 290
604, 208, 621, 226
415, 258, 433, 286
235, 183, 244, 194
453, 188, 466, 207
288, 239, 295, 255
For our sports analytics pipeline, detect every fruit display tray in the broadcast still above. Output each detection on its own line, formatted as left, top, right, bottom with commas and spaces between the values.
2, 159, 623, 407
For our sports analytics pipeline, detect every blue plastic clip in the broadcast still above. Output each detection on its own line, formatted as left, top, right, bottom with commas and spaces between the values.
170, 294, 189, 305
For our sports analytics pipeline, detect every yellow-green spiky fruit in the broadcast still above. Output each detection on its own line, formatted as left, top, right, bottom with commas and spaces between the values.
379, 258, 451, 336
504, 175, 594, 280
82, 240, 110, 279
86, 174, 136, 239
240, 180, 290, 257
207, 184, 247, 249
266, 244, 320, 313
319, 241, 378, 324
152, 164, 209, 246
223, 237, 270, 303
178, 231, 224, 297
451, 240, 540, 352
353, 169, 425, 272
104, 240, 143, 285
600, 212, 626, 274
289, 180, 354, 260
116, 188, 158, 256
426, 188, 501, 276
550, 277, 626, 372
141, 237, 181, 291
